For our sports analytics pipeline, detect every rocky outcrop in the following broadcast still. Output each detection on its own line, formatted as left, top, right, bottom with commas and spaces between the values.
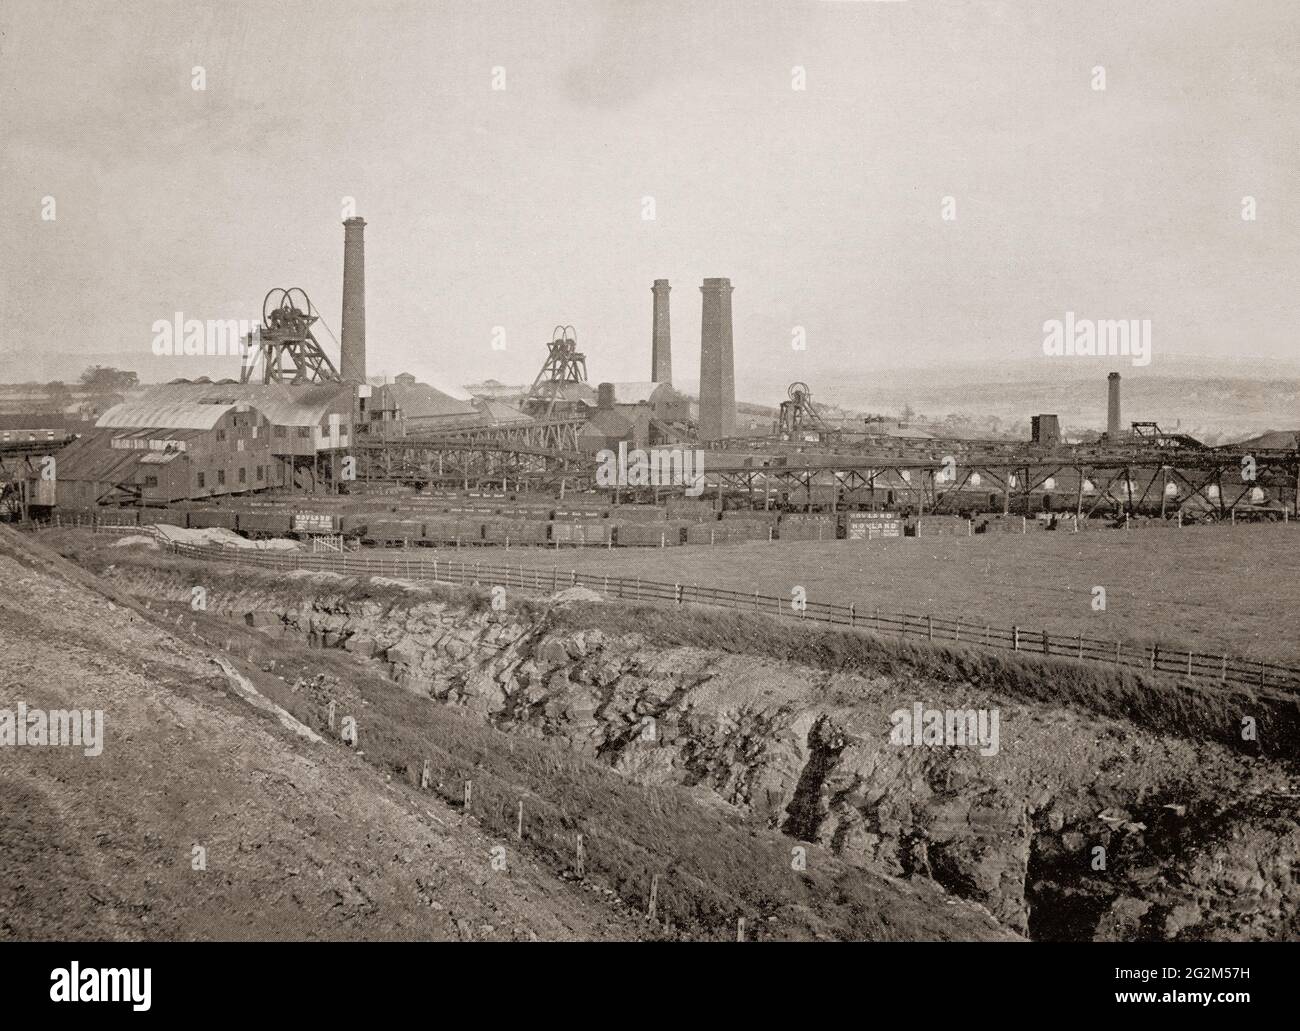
104, 567, 1300, 941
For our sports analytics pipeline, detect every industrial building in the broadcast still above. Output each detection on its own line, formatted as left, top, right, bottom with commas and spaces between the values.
46, 401, 275, 507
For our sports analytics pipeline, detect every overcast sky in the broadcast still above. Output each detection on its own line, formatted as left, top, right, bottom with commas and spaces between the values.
1, 0, 1296, 403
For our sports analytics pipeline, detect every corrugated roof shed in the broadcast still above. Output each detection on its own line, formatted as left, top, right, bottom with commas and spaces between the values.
97, 401, 237, 430
129, 382, 351, 427
50, 429, 200, 481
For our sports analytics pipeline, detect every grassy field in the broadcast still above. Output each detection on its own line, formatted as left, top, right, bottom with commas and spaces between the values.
417, 523, 1300, 665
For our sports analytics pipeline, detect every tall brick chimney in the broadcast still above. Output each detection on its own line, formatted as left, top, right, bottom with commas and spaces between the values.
340, 217, 367, 383
698, 277, 735, 442
1107, 371, 1121, 439
651, 279, 672, 384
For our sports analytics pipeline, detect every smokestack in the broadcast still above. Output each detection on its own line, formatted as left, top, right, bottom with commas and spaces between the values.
698, 278, 736, 442
340, 217, 367, 383
651, 279, 672, 384
1107, 371, 1121, 439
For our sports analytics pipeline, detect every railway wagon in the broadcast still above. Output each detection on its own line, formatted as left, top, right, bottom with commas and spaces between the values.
503, 502, 558, 521
843, 512, 903, 541
912, 516, 969, 538
137, 506, 177, 527
777, 514, 838, 541
608, 506, 667, 523
339, 513, 375, 536
549, 521, 613, 546
552, 505, 610, 521
292, 512, 342, 534
684, 520, 771, 545
239, 510, 293, 536
420, 518, 478, 545
614, 522, 683, 547
480, 519, 550, 546
187, 509, 238, 531
665, 498, 718, 521
364, 519, 426, 546
723, 508, 780, 524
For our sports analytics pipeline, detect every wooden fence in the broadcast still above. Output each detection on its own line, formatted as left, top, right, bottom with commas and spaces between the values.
154, 537, 1300, 693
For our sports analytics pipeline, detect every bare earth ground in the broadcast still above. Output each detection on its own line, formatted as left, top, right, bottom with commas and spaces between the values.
0, 527, 643, 941
3, 526, 1022, 941
420, 524, 1300, 664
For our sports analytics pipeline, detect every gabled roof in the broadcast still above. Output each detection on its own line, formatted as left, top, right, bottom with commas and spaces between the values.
374, 381, 479, 420
474, 398, 532, 426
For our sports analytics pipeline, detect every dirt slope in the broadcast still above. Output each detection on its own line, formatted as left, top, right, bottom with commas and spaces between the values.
0, 525, 640, 941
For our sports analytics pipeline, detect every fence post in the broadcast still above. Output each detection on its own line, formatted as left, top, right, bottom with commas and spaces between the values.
1012, 626, 1020, 651
1221, 654, 1227, 682
927, 615, 933, 642
675, 583, 682, 605
737, 916, 746, 942
463, 779, 472, 813
1152, 645, 1158, 671
421, 760, 431, 789
576, 833, 585, 878
517, 800, 524, 840
648, 874, 659, 921
1042, 631, 1049, 655
849, 603, 855, 628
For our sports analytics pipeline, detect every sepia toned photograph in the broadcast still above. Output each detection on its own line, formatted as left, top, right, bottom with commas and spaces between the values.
0, 0, 1295, 1007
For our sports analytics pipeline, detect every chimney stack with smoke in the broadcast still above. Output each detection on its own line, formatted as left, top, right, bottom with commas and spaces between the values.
340, 217, 367, 383
1107, 371, 1121, 439
651, 279, 672, 384
698, 277, 736, 442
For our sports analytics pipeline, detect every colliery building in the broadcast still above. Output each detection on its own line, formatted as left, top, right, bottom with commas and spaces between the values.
48, 401, 275, 507
47, 380, 358, 507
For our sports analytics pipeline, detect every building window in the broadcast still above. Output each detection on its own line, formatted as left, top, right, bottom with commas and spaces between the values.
296, 426, 310, 438
144, 475, 158, 488
197, 472, 205, 489
256, 465, 264, 482
217, 469, 226, 486
238, 467, 246, 484
274, 425, 286, 438
216, 429, 226, 442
